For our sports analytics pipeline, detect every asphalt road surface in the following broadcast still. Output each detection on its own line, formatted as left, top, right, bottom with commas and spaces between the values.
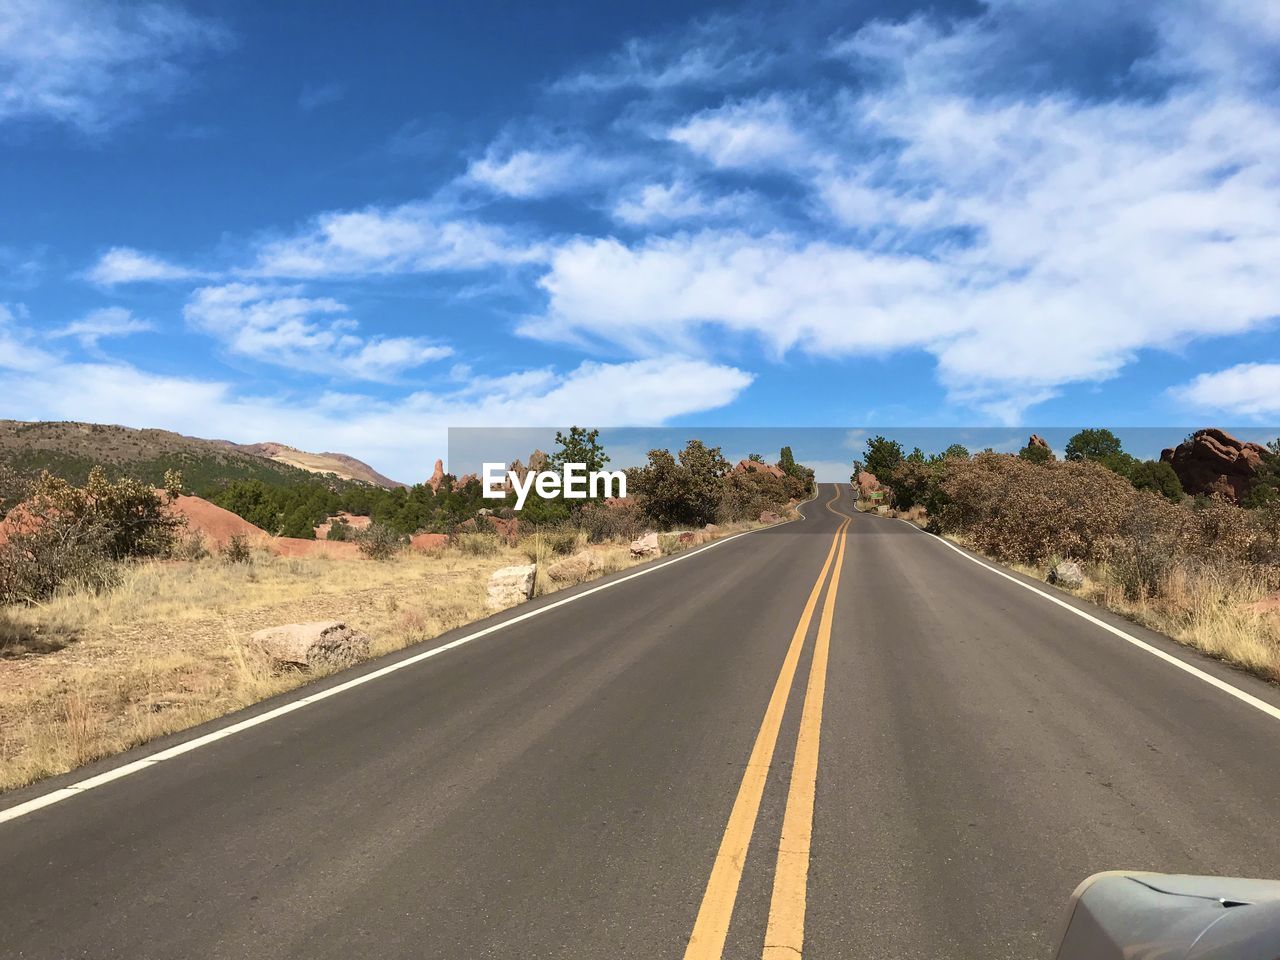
4, 483, 1280, 959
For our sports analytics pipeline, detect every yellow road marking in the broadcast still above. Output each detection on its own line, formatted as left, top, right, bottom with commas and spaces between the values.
762, 507, 848, 959
684, 489, 849, 960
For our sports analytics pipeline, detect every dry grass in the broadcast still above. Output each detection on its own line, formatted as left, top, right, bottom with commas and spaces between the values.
0, 518, 773, 793
940, 531, 1280, 683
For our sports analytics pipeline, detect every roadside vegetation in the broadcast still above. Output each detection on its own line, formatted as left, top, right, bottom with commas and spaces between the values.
852, 431, 1280, 682
0, 432, 811, 792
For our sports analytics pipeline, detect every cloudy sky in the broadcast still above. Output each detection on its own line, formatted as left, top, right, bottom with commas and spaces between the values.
2, 0, 1278, 480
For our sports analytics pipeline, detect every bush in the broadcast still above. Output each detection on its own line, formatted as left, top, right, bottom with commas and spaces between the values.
454, 532, 500, 556
326, 518, 353, 541
1129, 459, 1183, 501
542, 526, 581, 556
221, 534, 253, 564
0, 467, 184, 604
0, 529, 119, 604
357, 522, 406, 561
170, 530, 210, 561
717, 470, 787, 523
578, 499, 645, 543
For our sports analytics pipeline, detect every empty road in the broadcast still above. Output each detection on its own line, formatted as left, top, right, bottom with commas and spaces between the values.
4, 483, 1280, 959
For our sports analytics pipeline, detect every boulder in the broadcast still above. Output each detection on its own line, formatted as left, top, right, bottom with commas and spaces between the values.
856, 471, 887, 503
759, 510, 781, 524
1048, 560, 1085, 590
547, 549, 604, 584
249, 621, 371, 670
1160, 428, 1267, 502
703, 523, 721, 533
733, 458, 787, 479
486, 564, 536, 610
630, 532, 660, 557
678, 531, 696, 544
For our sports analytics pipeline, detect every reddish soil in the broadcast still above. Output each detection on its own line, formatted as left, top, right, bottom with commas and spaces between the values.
168, 495, 269, 548
410, 532, 448, 551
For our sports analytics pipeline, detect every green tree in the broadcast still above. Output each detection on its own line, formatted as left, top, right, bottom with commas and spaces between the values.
548, 426, 609, 473
1129, 460, 1184, 501
861, 436, 904, 479
942, 444, 970, 461
748, 452, 764, 462
1065, 429, 1124, 463
280, 506, 317, 539
1019, 443, 1053, 464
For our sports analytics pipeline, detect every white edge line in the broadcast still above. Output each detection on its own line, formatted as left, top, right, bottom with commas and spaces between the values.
0, 496, 823, 826
889, 516, 1280, 724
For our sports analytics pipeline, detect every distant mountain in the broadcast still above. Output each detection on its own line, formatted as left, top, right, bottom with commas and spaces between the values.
225, 442, 404, 488
0, 421, 403, 491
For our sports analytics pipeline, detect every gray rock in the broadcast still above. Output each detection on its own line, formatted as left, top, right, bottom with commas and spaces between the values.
249, 621, 371, 670
1048, 560, 1085, 590
487, 564, 537, 610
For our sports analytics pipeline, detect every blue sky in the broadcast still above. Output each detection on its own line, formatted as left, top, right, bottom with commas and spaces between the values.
1, 0, 1279, 482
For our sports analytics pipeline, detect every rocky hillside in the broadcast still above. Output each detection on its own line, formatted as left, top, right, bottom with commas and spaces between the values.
226, 442, 403, 488
0, 420, 393, 492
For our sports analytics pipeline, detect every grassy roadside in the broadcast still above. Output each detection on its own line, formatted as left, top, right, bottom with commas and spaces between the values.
869, 502, 1280, 684
0, 519, 774, 794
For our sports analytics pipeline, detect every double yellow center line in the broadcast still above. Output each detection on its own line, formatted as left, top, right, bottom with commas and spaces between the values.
684, 489, 851, 960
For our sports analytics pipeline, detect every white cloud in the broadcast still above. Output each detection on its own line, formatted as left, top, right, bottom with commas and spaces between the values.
52, 306, 154, 348
1173, 363, 1280, 417
668, 96, 812, 170
251, 202, 544, 278
0, 304, 52, 371
183, 282, 452, 381
0, 340, 753, 481
0, 0, 227, 131
466, 146, 624, 199
518, 5, 1280, 422
552, 18, 773, 94
86, 246, 205, 285
611, 179, 748, 226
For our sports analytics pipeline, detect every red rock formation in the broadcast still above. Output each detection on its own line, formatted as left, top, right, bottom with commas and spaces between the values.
1027, 434, 1052, 453
427, 458, 446, 492
733, 458, 787, 479
856, 470, 885, 501
1160, 428, 1267, 501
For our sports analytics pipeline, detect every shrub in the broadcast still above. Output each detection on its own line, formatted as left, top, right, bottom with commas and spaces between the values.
0, 467, 184, 604
326, 518, 353, 541
357, 522, 406, 561
717, 470, 786, 523
542, 526, 581, 556
630, 441, 730, 528
1129, 459, 1183, 501
222, 534, 253, 564
170, 530, 210, 561
578, 499, 645, 543
454, 531, 500, 556
0, 465, 31, 520
0, 529, 119, 604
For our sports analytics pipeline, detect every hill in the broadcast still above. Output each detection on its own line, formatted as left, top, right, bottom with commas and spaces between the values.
0, 420, 382, 493
227, 442, 403, 488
